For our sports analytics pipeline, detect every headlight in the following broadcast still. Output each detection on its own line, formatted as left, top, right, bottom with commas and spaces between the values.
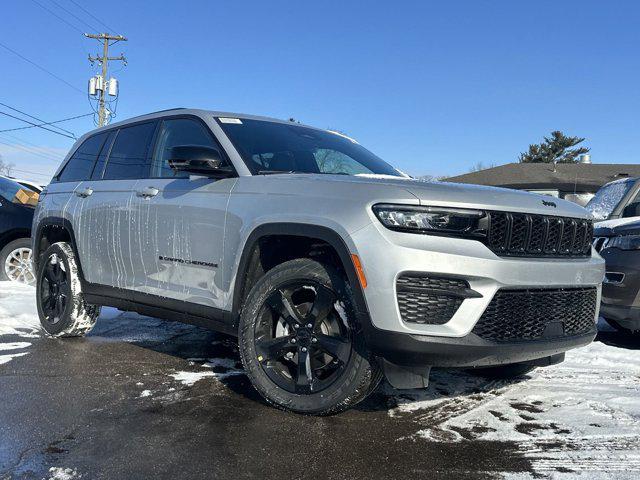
372, 204, 488, 237
606, 235, 640, 250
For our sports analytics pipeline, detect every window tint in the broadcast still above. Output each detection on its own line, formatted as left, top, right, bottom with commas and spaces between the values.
90, 130, 116, 180
58, 133, 109, 182
103, 122, 156, 180
151, 118, 217, 178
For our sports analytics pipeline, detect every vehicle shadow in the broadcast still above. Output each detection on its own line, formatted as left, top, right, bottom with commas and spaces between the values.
596, 317, 640, 350
89, 308, 531, 414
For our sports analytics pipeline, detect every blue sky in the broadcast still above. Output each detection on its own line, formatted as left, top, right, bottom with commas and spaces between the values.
1, 0, 639, 183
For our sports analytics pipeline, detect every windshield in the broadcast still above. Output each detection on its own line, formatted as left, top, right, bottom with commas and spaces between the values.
586, 179, 635, 220
217, 117, 402, 176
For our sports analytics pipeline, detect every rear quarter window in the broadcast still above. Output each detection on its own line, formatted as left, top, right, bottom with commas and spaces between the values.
57, 132, 110, 183
102, 122, 156, 180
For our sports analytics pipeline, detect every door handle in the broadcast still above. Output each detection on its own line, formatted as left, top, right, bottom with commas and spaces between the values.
75, 187, 93, 198
136, 186, 159, 198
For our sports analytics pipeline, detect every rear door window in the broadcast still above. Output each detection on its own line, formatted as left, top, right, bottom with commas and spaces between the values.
57, 133, 109, 182
103, 122, 156, 180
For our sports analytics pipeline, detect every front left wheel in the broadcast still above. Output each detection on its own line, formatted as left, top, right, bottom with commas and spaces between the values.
239, 258, 381, 415
0, 238, 35, 285
36, 242, 101, 337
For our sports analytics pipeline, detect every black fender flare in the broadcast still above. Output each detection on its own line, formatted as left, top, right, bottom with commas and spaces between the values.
231, 223, 370, 321
33, 217, 88, 284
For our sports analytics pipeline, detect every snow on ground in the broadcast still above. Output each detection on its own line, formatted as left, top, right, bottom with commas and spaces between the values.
171, 357, 244, 386
2, 281, 639, 477
47, 466, 79, 480
388, 318, 640, 477
0, 281, 41, 365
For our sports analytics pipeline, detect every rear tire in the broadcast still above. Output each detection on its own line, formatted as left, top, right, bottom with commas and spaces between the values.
239, 258, 381, 415
470, 363, 537, 379
36, 242, 101, 337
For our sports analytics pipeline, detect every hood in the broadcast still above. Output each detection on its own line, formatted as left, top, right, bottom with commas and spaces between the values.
300, 174, 590, 218
594, 216, 640, 236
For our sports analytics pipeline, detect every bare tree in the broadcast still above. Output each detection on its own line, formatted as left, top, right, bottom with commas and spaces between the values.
0, 154, 15, 176
468, 161, 497, 173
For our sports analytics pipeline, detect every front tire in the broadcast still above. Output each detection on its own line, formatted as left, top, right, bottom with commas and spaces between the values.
36, 242, 101, 337
0, 238, 35, 284
239, 258, 381, 415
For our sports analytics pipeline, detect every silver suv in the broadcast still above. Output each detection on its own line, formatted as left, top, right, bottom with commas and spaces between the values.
32, 109, 605, 414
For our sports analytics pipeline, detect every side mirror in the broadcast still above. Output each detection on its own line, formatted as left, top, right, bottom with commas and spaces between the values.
622, 202, 640, 218
168, 145, 233, 177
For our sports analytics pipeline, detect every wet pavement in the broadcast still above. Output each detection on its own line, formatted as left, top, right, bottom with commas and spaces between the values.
1, 306, 639, 479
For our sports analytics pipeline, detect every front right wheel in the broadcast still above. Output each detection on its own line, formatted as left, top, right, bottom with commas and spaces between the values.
239, 258, 381, 415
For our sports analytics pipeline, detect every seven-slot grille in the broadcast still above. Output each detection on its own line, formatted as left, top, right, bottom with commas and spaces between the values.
396, 274, 469, 325
472, 287, 598, 342
486, 212, 593, 258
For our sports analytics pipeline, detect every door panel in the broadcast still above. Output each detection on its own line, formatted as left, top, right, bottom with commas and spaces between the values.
72, 179, 141, 290
132, 177, 236, 308
73, 121, 157, 291
132, 116, 237, 308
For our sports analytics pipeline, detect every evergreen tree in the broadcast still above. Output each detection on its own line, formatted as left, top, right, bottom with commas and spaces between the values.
519, 131, 590, 164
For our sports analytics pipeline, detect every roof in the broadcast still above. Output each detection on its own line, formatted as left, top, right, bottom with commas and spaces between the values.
444, 163, 640, 192
88, 108, 316, 136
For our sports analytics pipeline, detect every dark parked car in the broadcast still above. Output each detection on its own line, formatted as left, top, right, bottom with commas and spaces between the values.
593, 219, 640, 333
0, 176, 36, 284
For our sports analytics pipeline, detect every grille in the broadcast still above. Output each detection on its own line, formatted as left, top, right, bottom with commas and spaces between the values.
396, 274, 469, 325
472, 287, 597, 342
487, 212, 593, 258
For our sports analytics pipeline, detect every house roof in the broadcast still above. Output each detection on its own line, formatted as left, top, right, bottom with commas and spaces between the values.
444, 163, 640, 192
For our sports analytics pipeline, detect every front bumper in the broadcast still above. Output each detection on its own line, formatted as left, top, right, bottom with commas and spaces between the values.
351, 222, 605, 337
362, 316, 595, 368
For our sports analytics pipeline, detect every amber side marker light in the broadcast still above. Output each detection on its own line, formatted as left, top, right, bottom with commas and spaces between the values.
351, 254, 367, 289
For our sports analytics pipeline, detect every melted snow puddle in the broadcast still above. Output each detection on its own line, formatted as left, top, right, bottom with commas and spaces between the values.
388, 338, 640, 477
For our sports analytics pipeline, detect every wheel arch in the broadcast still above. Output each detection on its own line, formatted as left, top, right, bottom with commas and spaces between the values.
0, 228, 32, 250
33, 217, 86, 283
231, 223, 369, 321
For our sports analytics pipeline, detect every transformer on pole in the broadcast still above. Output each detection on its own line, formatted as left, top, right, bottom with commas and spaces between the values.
85, 33, 127, 127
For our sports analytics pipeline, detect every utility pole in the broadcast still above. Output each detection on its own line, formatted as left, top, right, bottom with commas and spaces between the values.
86, 33, 127, 127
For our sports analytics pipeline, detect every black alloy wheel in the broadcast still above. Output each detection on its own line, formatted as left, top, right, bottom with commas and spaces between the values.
254, 281, 352, 394
39, 253, 71, 326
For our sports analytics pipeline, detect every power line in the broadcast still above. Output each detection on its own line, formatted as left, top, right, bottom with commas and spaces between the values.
0, 110, 77, 139
0, 111, 92, 135
4, 167, 53, 180
29, 0, 84, 34
67, 0, 118, 34
0, 102, 78, 137
0, 140, 64, 163
0, 41, 84, 94
49, 0, 100, 32
0, 133, 65, 161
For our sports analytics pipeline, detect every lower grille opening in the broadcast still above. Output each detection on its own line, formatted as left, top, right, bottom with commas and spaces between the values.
473, 287, 597, 342
397, 274, 470, 325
